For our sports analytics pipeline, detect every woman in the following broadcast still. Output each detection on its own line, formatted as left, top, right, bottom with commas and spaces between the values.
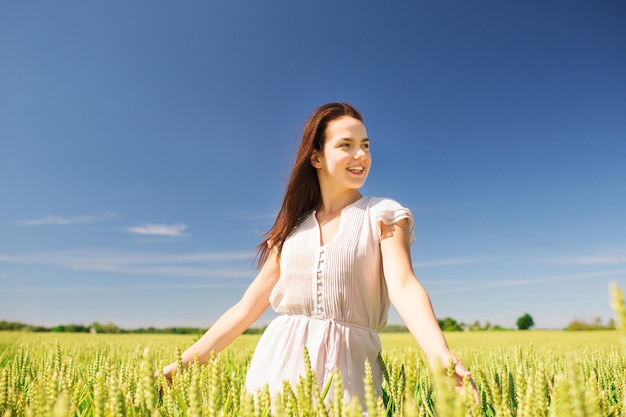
158, 102, 475, 404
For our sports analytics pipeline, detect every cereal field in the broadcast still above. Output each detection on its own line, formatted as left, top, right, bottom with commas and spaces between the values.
1, 328, 625, 417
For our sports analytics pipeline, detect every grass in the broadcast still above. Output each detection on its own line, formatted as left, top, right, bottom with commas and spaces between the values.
1, 329, 625, 416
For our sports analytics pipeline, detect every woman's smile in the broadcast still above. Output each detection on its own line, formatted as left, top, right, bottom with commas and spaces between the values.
347, 165, 365, 175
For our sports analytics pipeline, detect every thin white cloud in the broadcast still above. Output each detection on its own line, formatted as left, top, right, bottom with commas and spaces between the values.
1, 283, 248, 292
124, 223, 188, 237
428, 269, 626, 295
69, 264, 254, 279
19, 212, 117, 226
413, 257, 487, 268
20, 215, 73, 225
0, 249, 253, 265
549, 252, 626, 266
0, 249, 255, 279
228, 210, 278, 222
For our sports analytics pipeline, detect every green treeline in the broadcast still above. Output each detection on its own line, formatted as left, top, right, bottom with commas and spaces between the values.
0, 320, 206, 335
0, 316, 615, 334
1, 319, 499, 334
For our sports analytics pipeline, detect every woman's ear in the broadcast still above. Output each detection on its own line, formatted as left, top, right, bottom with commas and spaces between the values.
310, 151, 322, 169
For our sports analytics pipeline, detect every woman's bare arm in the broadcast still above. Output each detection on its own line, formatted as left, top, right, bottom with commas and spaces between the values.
380, 219, 455, 364
159, 250, 281, 379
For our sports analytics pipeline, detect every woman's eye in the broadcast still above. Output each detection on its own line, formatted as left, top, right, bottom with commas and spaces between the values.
362, 143, 370, 149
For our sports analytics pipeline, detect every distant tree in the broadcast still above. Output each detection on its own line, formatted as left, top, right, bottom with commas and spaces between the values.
90, 322, 121, 334
483, 320, 492, 330
593, 316, 602, 327
438, 317, 463, 331
565, 317, 616, 331
565, 319, 585, 331
516, 313, 534, 330
101, 322, 120, 333
0, 321, 28, 331
31, 325, 49, 332
379, 324, 409, 333
243, 325, 270, 334
50, 324, 89, 333
469, 320, 481, 331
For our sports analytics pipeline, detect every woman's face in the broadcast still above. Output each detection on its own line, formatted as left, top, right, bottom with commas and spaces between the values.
311, 116, 371, 192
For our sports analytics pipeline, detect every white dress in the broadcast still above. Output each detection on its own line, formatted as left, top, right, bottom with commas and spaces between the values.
245, 196, 414, 403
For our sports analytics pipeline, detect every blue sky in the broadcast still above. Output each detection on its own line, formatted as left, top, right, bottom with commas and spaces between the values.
1, 1, 625, 330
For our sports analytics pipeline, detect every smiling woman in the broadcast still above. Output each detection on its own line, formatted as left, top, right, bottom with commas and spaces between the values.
157, 102, 478, 408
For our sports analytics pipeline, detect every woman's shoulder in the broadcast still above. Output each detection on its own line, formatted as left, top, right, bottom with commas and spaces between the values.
363, 196, 415, 244
364, 196, 412, 213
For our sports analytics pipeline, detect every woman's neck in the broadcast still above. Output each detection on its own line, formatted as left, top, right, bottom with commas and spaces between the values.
316, 190, 362, 216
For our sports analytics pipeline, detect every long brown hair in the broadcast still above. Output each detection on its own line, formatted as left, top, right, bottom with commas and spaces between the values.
256, 102, 364, 266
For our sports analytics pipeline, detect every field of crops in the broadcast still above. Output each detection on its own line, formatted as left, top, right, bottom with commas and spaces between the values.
1, 327, 625, 417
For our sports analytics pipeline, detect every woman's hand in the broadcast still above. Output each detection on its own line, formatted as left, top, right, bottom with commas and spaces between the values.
443, 354, 479, 404
154, 364, 174, 383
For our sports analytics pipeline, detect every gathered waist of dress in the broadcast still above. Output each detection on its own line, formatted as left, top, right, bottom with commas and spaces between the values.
280, 313, 378, 333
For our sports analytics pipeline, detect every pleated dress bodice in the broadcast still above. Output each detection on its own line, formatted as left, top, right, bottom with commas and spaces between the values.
246, 196, 414, 403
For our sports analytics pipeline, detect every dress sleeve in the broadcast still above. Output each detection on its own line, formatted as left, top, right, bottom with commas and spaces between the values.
371, 198, 415, 245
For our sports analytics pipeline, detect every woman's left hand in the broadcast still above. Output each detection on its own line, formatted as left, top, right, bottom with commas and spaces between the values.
446, 355, 480, 404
